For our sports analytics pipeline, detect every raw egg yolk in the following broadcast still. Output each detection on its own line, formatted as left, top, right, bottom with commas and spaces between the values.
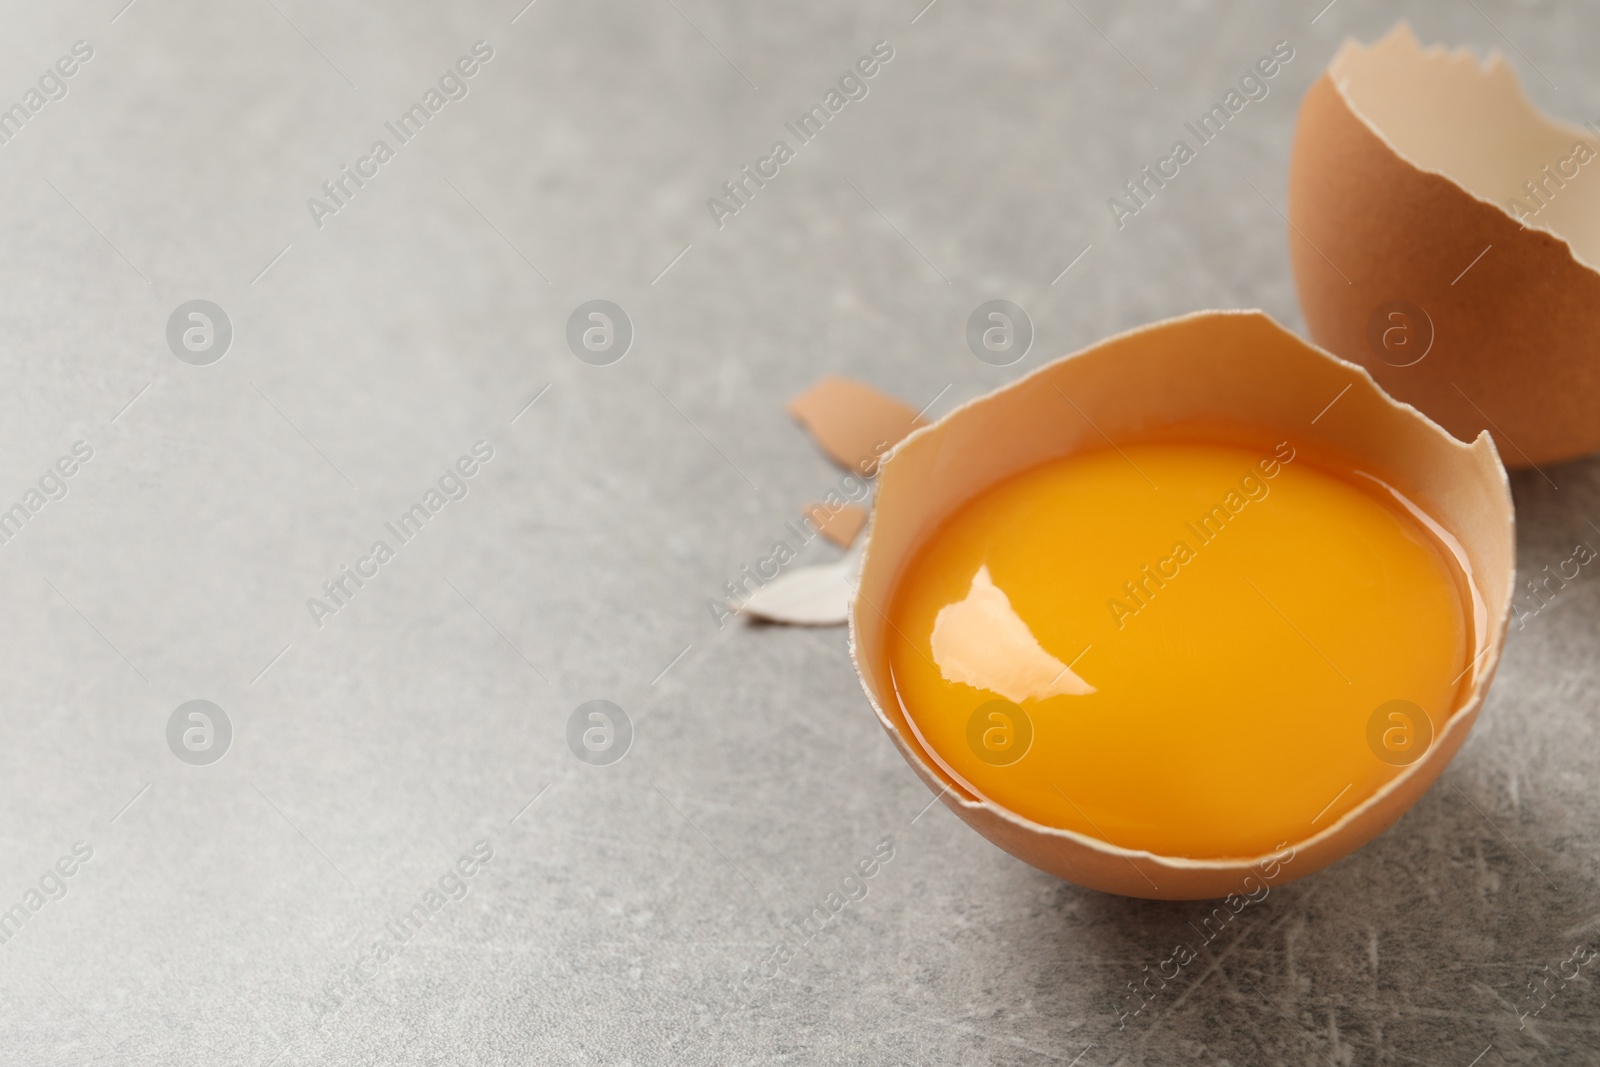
884, 440, 1472, 859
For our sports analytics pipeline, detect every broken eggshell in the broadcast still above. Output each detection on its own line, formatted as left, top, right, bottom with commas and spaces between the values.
735, 378, 925, 626
1289, 22, 1600, 468
849, 310, 1514, 900
787, 376, 926, 476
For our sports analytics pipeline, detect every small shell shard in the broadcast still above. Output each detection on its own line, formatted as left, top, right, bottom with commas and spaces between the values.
739, 551, 861, 627
787, 377, 926, 475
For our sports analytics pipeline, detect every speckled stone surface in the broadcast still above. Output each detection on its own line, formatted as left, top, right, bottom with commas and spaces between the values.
0, 0, 1596, 1063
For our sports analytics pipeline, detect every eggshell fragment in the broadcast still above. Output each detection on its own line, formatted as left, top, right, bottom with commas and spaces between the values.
803, 502, 867, 548
849, 310, 1514, 900
788, 377, 926, 475
1288, 22, 1600, 468
740, 549, 860, 626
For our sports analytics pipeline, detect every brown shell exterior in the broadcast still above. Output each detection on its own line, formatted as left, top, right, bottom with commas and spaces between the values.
1288, 71, 1600, 469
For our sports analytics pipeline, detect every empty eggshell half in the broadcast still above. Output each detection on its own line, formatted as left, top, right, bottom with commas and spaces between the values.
1288, 22, 1600, 468
849, 310, 1514, 900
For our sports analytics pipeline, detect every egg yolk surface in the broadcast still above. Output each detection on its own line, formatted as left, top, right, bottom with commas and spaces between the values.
883, 440, 1472, 859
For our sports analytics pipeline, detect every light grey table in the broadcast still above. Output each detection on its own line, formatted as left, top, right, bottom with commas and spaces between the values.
0, 0, 1595, 1063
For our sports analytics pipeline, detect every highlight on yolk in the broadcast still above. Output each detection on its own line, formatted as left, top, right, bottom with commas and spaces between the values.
883, 436, 1474, 860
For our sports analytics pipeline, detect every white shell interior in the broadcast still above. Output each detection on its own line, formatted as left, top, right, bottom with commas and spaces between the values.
1331, 24, 1600, 270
